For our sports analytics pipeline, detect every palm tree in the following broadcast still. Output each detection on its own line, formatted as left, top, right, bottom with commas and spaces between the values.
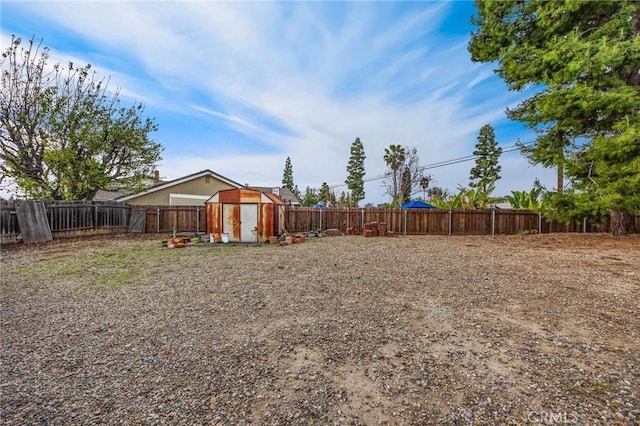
420, 176, 431, 200
383, 145, 406, 206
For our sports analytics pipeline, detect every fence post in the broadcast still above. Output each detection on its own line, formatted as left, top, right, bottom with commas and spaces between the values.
538, 212, 542, 234
403, 209, 407, 236
582, 217, 586, 233
196, 207, 200, 234
448, 209, 452, 236
320, 208, 323, 231
346, 208, 349, 231
361, 208, 365, 231
94, 204, 99, 231
157, 207, 160, 233
491, 209, 495, 236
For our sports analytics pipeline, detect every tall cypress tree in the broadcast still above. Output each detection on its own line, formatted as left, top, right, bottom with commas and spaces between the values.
282, 157, 294, 192
469, 124, 502, 194
345, 137, 366, 206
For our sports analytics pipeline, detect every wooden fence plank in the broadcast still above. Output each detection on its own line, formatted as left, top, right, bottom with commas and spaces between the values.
0, 201, 19, 242
129, 209, 146, 232
15, 201, 53, 243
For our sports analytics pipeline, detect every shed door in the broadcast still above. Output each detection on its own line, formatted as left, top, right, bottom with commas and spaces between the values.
240, 204, 258, 242
223, 204, 240, 241
222, 203, 258, 242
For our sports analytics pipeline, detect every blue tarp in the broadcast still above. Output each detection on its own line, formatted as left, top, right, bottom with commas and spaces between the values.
400, 200, 436, 209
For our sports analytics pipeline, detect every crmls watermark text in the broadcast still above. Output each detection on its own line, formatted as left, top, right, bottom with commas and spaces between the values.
526, 411, 579, 424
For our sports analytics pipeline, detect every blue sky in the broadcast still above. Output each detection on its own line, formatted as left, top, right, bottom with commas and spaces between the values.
1, 1, 555, 204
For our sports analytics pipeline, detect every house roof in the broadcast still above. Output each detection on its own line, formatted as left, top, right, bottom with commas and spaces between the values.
92, 189, 124, 202
115, 169, 243, 202
248, 186, 300, 204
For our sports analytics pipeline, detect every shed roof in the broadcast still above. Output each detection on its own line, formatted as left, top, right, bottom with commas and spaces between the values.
206, 188, 285, 205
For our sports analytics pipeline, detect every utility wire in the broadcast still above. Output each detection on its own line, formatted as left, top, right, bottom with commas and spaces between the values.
328, 140, 535, 189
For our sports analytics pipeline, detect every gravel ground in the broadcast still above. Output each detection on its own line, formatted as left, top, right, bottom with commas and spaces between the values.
1, 233, 639, 425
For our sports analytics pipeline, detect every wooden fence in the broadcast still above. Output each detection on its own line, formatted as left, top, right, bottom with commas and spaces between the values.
284, 207, 627, 236
139, 206, 207, 234
1, 201, 638, 244
0, 201, 208, 243
0, 201, 130, 243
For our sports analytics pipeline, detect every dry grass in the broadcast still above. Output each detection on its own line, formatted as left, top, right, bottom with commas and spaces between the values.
1, 233, 639, 424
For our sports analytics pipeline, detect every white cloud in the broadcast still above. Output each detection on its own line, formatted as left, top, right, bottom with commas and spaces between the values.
2, 2, 557, 204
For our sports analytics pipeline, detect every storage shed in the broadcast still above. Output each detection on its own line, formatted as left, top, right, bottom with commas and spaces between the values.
206, 188, 286, 242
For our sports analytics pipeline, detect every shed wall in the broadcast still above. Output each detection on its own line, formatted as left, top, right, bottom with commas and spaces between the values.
206, 189, 284, 241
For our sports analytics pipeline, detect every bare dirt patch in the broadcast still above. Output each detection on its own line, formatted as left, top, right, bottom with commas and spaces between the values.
1, 233, 639, 424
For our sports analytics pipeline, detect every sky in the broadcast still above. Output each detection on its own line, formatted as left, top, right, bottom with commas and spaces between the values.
1, 0, 556, 204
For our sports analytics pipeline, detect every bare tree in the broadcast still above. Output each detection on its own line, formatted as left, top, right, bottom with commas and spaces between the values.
383, 146, 424, 207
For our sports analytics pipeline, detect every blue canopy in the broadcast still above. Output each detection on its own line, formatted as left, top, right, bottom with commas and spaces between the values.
314, 203, 325, 208
400, 200, 436, 209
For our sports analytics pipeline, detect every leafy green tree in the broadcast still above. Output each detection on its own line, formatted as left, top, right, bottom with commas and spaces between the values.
0, 36, 162, 200
507, 188, 544, 211
318, 182, 331, 205
469, 0, 640, 234
345, 137, 366, 206
282, 156, 295, 192
427, 186, 449, 203
430, 186, 497, 210
301, 186, 319, 207
469, 124, 502, 194
517, 126, 572, 193
336, 191, 350, 208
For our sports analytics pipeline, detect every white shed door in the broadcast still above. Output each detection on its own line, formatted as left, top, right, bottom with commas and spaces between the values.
240, 204, 258, 242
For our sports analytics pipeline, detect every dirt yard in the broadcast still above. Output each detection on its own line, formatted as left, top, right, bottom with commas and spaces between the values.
1, 233, 639, 425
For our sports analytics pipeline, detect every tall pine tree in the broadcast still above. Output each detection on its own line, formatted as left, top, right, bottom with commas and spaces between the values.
345, 137, 366, 206
282, 157, 294, 192
469, 0, 640, 234
469, 124, 502, 194
318, 182, 331, 206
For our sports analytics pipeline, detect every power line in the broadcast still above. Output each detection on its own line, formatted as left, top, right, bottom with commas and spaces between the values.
328, 140, 535, 189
